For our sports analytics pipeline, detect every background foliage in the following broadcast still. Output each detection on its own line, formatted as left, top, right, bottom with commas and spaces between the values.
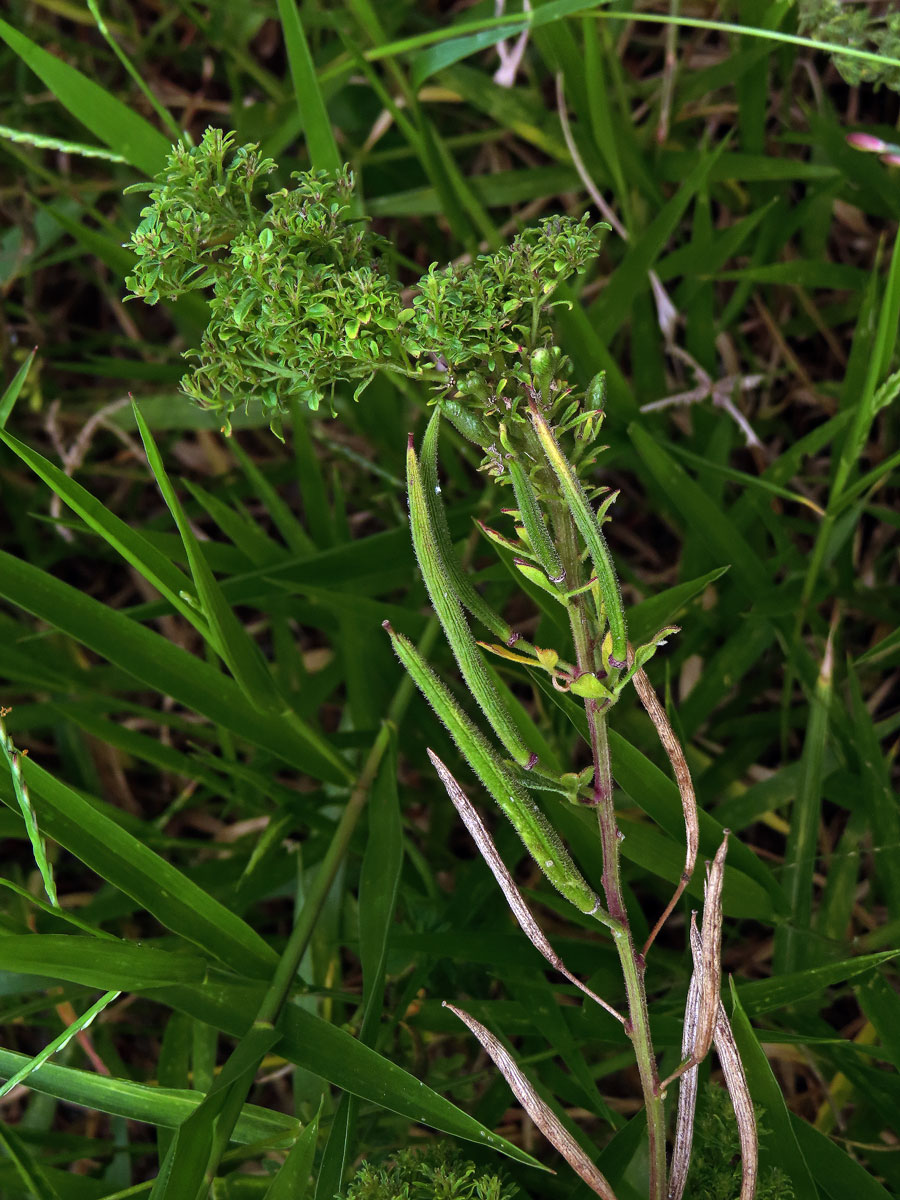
0, 1, 898, 1198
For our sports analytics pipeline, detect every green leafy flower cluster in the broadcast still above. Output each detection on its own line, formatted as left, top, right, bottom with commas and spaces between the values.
124, 130, 608, 435
337, 1142, 517, 1200
797, 0, 900, 91
408, 214, 606, 376
685, 1086, 795, 1200
125, 128, 403, 425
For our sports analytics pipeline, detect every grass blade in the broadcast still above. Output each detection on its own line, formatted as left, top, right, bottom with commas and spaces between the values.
0, 428, 208, 637
728, 980, 819, 1200
0, 348, 37, 430
263, 1107, 319, 1200
1, 755, 277, 978
275, 0, 342, 176
0, 16, 170, 176
774, 631, 833, 974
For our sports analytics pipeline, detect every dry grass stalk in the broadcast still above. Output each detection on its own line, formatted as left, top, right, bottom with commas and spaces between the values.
685, 921, 759, 1200
659, 834, 728, 1093
667, 912, 702, 1200
710, 987, 758, 1198
628, 657, 700, 956
428, 749, 626, 1025
443, 1001, 620, 1200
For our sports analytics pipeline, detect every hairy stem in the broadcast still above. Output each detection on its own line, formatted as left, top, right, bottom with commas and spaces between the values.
555, 507, 667, 1200
587, 704, 667, 1200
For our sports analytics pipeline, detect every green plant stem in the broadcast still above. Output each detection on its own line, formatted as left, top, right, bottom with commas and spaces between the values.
587, 702, 667, 1200
555, 507, 667, 1200
256, 721, 394, 1025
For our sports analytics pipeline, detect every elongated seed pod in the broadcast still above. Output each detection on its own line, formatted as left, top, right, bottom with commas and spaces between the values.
586, 371, 607, 412
407, 436, 534, 768
507, 457, 565, 583
384, 623, 604, 917
529, 404, 627, 662
421, 411, 513, 643
439, 397, 490, 446
428, 750, 619, 1004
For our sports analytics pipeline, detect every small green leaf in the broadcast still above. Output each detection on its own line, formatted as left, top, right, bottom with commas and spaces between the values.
506, 455, 565, 583
0, 349, 37, 430
570, 674, 614, 700
0, 16, 170, 176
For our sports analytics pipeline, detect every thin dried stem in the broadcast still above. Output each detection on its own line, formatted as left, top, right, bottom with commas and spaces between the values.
444, 1002, 619, 1200
555, 73, 627, 241
658, 833, 729, 1094
667, 912, 702, 1200
493, 0, 531, 86
428, 749, 626, 1024
712, 985, 759, 1200
683, 922, 759, 1200
628, 654, 699, 957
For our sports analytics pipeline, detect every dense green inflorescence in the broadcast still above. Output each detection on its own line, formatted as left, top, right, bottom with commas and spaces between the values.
124, 130, 609, 438
796, 0, 900, 90
684, 1087, 794, 1200
337, 1142, 517, 1200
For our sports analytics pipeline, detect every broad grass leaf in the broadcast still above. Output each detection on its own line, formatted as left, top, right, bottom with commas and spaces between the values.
0, 757, 277, 978
314, 1092, 354, 1200
134, 406, 288, 718
0, 936, 208, 992
276, 0, 342, 176
0, 549, 349, 784
141, 971, 544, 1166
0, 1048, 297, 1145
627, 566, 729, 645
728, 980, 819, 1200
790, 1114, 894, 1200
0, 17, 170, 177
0, 428, 207, 636
149, 1023, 281, 1200
264, 1107, 319, 1200
0, 1121, 60, 1200
738, 952, 898, 1018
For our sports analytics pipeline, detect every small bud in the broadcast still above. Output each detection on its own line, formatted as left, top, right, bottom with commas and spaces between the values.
847, 131, 888, 154
586, 371, 607, 412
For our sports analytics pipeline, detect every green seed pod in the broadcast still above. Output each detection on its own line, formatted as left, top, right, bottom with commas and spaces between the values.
530, 406, 628, 663
530, 346, 563, 399
507, 457, 565, 584
586, 371, 607, 412
407, 437, 534, 768
440, 398, 490, 447
383, 622, 605, 918
456, 371, 492, 404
